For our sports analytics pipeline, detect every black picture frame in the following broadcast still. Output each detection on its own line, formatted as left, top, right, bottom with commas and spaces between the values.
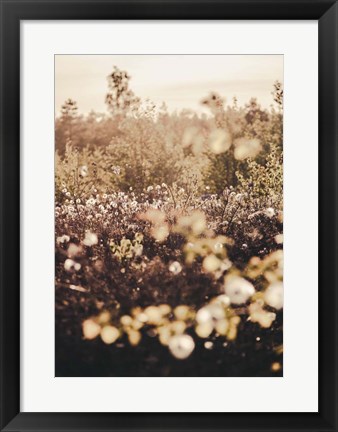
0, 0, 337, 431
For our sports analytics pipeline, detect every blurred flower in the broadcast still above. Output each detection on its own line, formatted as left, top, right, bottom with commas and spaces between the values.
195, 322, 213, 338
79, 165, 88, 177
264, 281, 283, 310
56, 234, 70, 244
208, 129, 232, 154
151, 225, 169, 242
144, 306, 163, 325
224, 275, 255, 304
112, 165, 121, 175
83, 232, 98, 246
64, 258, 81, 272
203, 254, 222, 272
249, 300, 276, 328
128, 329, 141, 346
234, 137, 262, 160
169, 261, 182, 275
174, 305, 190, 321
204, 341, 213, 350
82, 319, 101, 339
100, 326, 120, 344
275, 234, 283, 244
265, 207, 275, 218
168, 334, 195, 359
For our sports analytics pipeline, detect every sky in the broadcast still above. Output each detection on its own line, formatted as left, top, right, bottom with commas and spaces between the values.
55, 55, 283, 116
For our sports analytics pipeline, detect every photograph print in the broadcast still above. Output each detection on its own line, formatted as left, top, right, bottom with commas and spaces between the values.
55, 55, 283, 377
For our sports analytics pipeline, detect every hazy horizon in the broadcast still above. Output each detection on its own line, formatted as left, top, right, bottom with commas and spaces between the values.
55, 54, 283, 116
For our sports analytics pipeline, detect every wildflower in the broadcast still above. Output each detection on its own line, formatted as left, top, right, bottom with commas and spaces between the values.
249, 300, 276, 328
212, 294, 231, 308
213, 242, 223, 253
209, 129, 232, 154
234, 137, 262, 160
98, 311, 111, 324
158, 326, 171, 346
204, 341, 213, 350
224, 275, 255, 304
134, 243, 143, 256
151, 225, 169, 242
120, 315, 133, 327
215, 318, 229, 335
56, 234, 70, 244
83, 232, 98, 246
64, 258, 81, 272
265, 207, 275, 218
275, 234, 283, 244
169, 261, 182, 275
168, 334, 195, 359
86, 198, 95, 206
171, 320, 186, 334
67, 243, 81, 258
79, 165, 88, 177
82, 319, 101, 339
196, 307, 212, 324
174, 305, 190, 321
128, 329, 141, 346
144, 306, 162, 325
264, 281, 283, 310
195, 322, 213, 338
100, 326, 120, 344
112, 165, 121, 175
158, 304, 171, 316
203, 254, 221, 272
271, 362, 281, 372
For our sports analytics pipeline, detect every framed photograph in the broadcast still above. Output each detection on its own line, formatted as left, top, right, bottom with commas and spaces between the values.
0, 0, 337, 431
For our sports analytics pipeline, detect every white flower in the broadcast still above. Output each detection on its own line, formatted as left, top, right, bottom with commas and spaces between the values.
64, 258, 81, 272
86, 198, 95, 206
83, 232, 98, 247
112, 165, 121, 175
224, 276, 255, 304
265, 207, 275, 218
204, 341, 214, 350
67, 243, 81, 258
209, 129, 232, 154
79, 165, 88, 177
168, 334, 195, 359
234, 138, 262, 160
100, 326, 120, 344
196, 307, 212, 324
203, 255, 221, 272
169, 261, 182, 275
264, 281, 283, 310
56, 234, 70, 244
82, 319, 100, 340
